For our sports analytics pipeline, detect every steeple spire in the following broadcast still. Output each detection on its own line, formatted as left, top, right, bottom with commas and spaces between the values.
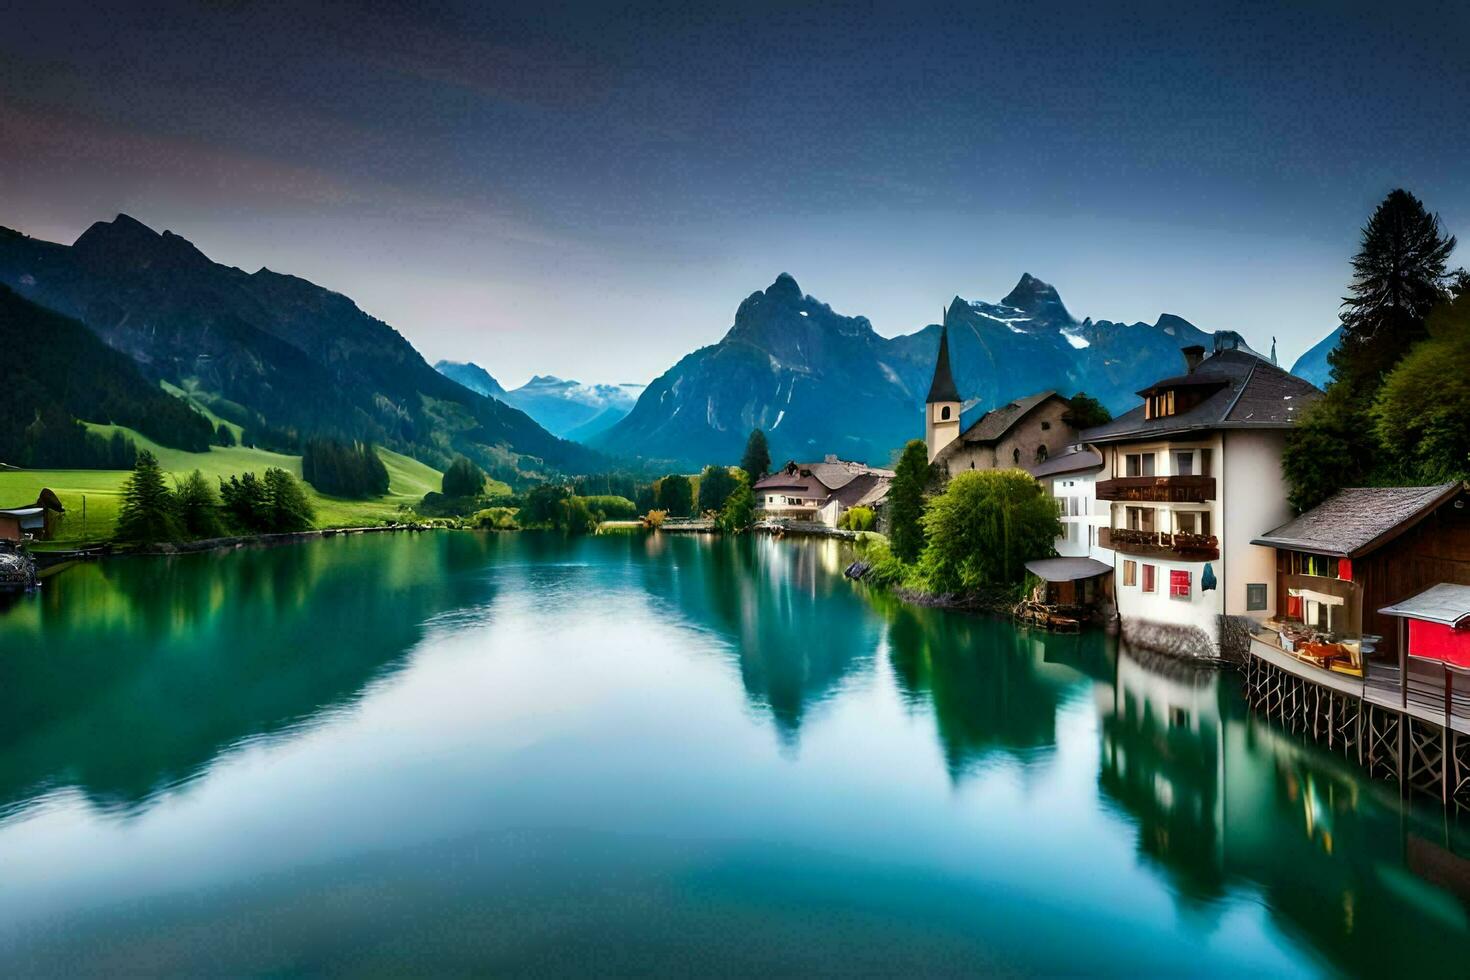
926, 325, 961, 404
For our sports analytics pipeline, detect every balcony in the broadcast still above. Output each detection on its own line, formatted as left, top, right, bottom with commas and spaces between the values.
1099, 527, 1219, 561
1095, 475, 1216, 503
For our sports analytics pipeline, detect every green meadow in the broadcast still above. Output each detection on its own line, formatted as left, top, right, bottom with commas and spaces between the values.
0, 423, 449, 545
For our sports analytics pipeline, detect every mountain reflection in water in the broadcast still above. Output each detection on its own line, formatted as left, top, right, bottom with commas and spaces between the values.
0, 532, 1466, 975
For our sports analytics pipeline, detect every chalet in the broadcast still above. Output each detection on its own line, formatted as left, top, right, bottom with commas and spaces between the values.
754, 457, 893, 528
1249, 482, 1470, 677
923, 326, 1081, 471
1079, 343, 1322, 660
0, 489, 65, 544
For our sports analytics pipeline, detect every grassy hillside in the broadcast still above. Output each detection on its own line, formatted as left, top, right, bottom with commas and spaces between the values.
0, 423, 461, 544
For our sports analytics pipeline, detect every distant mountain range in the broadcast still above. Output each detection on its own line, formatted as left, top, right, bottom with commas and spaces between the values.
0, 215, 600, 478
434, 362, 643, 441
595, 272, 1276, 469
1289, 326, 1341, 389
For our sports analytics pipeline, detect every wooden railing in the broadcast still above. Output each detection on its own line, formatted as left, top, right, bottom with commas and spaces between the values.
1096, 475, 1217, 503
1099, 527, 1220, 561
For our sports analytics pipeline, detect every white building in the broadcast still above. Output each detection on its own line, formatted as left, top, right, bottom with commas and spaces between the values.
1029, 445, 1110, 563
1079, 344, 1321, 660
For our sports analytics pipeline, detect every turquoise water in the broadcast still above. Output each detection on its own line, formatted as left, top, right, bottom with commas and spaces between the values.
0, 531, 1466, 975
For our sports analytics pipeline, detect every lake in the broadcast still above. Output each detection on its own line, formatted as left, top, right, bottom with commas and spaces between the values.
0, 531, 1466, 975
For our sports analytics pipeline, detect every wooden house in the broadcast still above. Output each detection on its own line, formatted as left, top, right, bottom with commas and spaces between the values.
0, 489, 65, 543
1251, 482, 1470, 677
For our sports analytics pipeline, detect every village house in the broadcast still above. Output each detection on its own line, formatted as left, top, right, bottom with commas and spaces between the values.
1018, 445, 1116, 628
753, 457, 893, 528
1079, 343, 1322, 660
923, 326, 1081, 471
1242, 483, 1470, 803
0, 489, 65, 544
1249, 482, 1470, 678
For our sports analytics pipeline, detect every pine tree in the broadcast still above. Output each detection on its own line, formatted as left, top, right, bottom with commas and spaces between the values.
740, 429, 771, 483
1331, 188, 1456, 394
656, 474, 694, 516
174, 469, 225, 539
888, 440, 932, 563
263, 468, 315, 532
115, 450, 182, 542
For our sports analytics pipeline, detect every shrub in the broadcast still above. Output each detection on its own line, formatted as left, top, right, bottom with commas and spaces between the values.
473, 507, 520, 531
718, 480, 755, 532
839, 506, 876, 531
580, 495, 637, 521
917, 469, 1059, 594
643, 509, 668, 529
697, 465, 739, 514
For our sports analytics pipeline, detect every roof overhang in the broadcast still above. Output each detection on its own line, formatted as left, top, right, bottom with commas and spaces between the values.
1253, 483, 1463, 559
1025, 557, 1114, 582
1379, 583, 1470, 627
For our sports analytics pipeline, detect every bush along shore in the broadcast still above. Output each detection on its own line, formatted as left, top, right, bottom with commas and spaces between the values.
844, 443, 1062, 616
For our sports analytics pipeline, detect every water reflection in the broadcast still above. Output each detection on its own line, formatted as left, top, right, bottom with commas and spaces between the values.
1, 533, 1469, 974
0, 533, 494, 816
635, 534, 880, 743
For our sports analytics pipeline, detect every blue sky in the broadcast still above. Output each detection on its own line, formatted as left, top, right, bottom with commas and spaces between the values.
2, 0, 1466, 386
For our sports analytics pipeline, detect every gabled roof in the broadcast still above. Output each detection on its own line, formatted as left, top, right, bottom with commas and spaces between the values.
1252, 483, 1462, 558
1029, 445, 1103, 479
1379, 583, 1470, 627
829, 472, 891, 508
933, 390, 1066, 466
1081, 349, 1321, 444
1025, 557, 1114, 582
925, 325, 961, 404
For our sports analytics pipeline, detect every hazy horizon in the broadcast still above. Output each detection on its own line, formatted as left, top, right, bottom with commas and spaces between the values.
5, 0, 1466, 388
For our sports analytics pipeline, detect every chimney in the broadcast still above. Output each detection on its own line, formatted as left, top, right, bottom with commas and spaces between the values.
1182, 345, 1205, 373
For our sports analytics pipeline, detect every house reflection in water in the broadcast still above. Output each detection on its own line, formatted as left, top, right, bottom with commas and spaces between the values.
1096, 646, 1470, 972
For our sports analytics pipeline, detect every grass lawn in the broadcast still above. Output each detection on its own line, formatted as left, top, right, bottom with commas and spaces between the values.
0, 424, 451, 545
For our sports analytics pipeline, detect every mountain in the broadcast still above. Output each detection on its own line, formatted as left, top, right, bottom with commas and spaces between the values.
434, 362, 644, 442
596, 272, 1268, 469
1290, 326, 1340, 389
433, 360, 506, 399
0, 217, 601, 479
594, 273, 921, 468
0, 284, 217, 466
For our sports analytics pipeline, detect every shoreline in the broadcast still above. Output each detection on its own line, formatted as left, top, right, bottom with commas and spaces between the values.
34, 523, 438, 571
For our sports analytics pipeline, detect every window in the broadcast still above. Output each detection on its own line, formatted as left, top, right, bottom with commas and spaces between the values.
1125, 506, 1155, 532
1246, 583, 1268, 611
1142, 564, 1157, 593
1013, 448, 1021, 464
941, 405, 951, 420
1173, 450, 1194, 476
1144, 390, 1176, 419
1125, 452, 1156, 477
1123, 560, 1137, 587
1035, 445, 1048, 463
1173, 511, 1210, 536
1041, 420, 1051, 430
1169, 569, 1191, 598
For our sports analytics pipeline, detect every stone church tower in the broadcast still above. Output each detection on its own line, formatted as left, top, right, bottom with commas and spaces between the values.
925, 325, 962, 462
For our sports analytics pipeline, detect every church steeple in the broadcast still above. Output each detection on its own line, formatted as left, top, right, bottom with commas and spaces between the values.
926, 325, 961, 404
925, 324, 962, 461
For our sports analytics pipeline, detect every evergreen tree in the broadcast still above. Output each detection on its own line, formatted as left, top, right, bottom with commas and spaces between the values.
263, 467, 315, 532
174, 469, 225, 539
656, 474, 694, 517
696, 465, 738, 514
441, 455, 486, 498
216, 423, 236, 447
1370, 290, 1470, 483
740, 429, 771, 483
888, 440, 932, 563
522, 484, 573, 527
220, 472, 270, 531
115, 450, 181, 542
1331, 188, 1456, 394
302, 438, 390, 498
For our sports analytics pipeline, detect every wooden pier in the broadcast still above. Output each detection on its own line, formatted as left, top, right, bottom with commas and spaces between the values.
1245, 634, 1470, 807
